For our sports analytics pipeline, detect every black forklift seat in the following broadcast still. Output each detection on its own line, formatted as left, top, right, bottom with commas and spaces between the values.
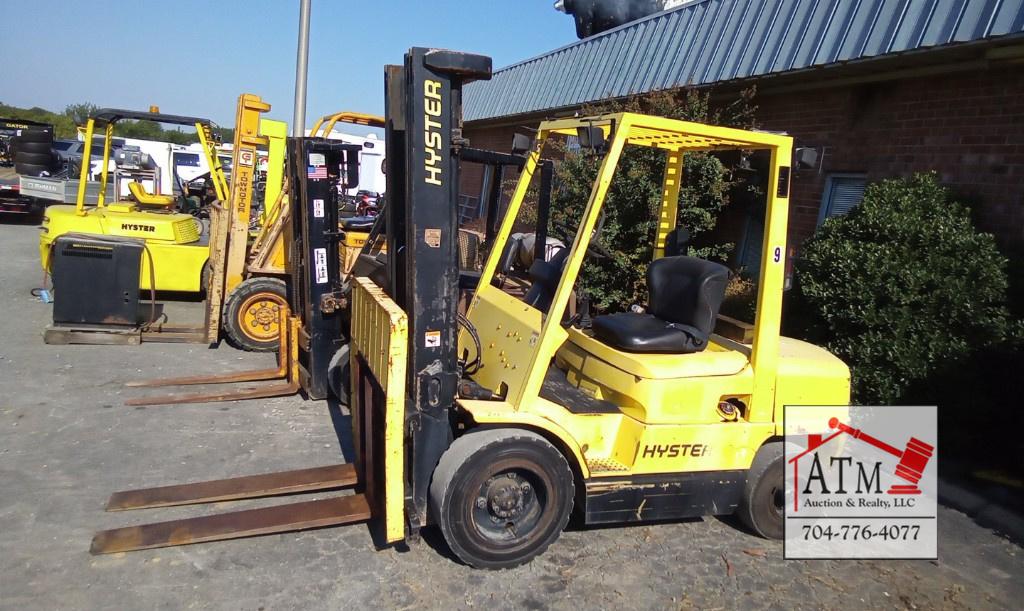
340, 216, 376, 231
523, 247, 570, 312
592, 256, 728, 354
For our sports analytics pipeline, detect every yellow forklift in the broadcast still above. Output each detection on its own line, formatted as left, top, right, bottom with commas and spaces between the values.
91, 48, 849, 569
39, 108, 229, 293
40, 96, 385, 351
215, 110, 386, 351
39, 96, 286, 345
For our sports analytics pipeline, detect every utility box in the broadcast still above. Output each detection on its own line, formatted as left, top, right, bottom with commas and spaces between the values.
51, 234, 143, 327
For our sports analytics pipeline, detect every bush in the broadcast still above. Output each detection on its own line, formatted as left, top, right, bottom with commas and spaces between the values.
794, 173, 1017, 404
548, 88, 757, 312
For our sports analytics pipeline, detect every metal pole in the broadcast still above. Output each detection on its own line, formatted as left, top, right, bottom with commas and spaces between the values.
292, 0, 311, 137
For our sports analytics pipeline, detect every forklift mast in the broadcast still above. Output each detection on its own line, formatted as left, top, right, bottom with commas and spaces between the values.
384, 48, 492, 528
286, 138, 362, 400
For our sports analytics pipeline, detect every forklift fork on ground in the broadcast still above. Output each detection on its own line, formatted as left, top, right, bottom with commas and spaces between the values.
124, 308, 301, 406
90, 463, 368, 554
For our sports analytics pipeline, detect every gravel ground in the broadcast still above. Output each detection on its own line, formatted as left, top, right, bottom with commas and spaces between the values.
0, 219, 1021, 610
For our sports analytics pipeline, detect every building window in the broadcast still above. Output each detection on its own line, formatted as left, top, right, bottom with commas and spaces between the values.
817, 173, 867, 226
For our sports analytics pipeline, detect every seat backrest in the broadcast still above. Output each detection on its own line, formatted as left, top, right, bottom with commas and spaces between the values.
128, 181, 175, 206
647, 256, 728, 337
523, 247, 570, 312
497, 233, 523, 276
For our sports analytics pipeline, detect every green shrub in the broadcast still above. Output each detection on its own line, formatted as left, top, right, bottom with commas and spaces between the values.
794, 172, 1016, 404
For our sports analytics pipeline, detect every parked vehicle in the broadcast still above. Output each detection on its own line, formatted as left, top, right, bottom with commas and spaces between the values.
0, 167, 43, 216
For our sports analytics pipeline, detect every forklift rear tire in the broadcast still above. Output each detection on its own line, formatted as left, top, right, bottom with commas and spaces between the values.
430, 428, 574, 570
222, 277, 288, 352
737, 441, 785, 539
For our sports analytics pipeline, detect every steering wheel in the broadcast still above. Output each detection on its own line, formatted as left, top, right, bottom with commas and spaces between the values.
551, 213, 613, 260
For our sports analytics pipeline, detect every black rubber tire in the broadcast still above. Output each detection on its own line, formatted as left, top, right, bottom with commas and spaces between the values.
14, 151, 53, 166
15, 162, 48, 176
430, 428, 574, 570
327, 343, 351, 405
200, 261, 211, 296
737, 442, 785, 539
13, 129, 52, 143
13, 141, 51, 155
222, 276, 288, 352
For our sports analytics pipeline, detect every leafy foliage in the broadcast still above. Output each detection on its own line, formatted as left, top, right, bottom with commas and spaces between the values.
794, 173, 1018, 404
546, 88, 757, 311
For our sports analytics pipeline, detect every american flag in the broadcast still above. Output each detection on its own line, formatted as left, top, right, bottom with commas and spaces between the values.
307, 165, 327, 179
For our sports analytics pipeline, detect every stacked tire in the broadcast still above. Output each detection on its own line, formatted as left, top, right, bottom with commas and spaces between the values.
13, 127, 57, 176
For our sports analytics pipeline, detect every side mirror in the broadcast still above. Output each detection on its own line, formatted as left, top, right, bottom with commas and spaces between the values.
343, 151, 360, 189
794, 147, 819, 170
577, 126, 606, 152
511, 133, 532, 156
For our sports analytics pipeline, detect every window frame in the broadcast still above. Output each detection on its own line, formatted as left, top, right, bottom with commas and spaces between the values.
817, 172, 867, 226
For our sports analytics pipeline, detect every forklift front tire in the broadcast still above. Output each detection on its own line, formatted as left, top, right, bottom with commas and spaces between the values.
222, 277, 288, 352
737, 441, 785, 539
430, 428, 574, 570
327, 343, 351, 405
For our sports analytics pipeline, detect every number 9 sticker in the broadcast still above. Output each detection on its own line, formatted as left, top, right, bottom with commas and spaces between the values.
773, 246, 782, 263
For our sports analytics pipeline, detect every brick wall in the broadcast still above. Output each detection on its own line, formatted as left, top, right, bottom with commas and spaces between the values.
465, 65, 1024, 250
757, 65, 1024, 249
461, 124, 524, 211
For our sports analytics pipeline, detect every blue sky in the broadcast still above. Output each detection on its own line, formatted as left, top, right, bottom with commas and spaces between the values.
0, 1, 572, 134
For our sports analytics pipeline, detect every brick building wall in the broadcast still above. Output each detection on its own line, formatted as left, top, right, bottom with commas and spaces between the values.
463, 64, 1024, 252
757, 65, 1024, 249
461, 124, 523, 212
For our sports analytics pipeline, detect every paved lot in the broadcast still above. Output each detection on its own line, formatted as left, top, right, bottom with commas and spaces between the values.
0, 219, 1021, 610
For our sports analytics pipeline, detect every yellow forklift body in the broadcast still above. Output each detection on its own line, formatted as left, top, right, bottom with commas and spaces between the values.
459, 112, 850, 485
40, 204, 207, 292
39, 108, 226, 293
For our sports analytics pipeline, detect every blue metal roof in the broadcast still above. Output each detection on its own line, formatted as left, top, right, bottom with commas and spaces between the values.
465, 0, 1024, 122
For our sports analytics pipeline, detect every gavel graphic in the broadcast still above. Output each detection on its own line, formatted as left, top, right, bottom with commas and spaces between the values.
828, 417, 935, 495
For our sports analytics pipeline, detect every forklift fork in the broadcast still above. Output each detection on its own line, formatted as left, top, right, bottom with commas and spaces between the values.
91, 463, 369, 554
124, 308, 301, 406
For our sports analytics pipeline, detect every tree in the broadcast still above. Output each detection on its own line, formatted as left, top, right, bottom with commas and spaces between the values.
63, 102, 99, 126
546, 88, 757, 311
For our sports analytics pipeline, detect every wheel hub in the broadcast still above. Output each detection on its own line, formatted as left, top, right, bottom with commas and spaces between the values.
770, 485, 784, 518
482, 475, 531, 520
240, 294, 284, 339
248, 301, 280, 327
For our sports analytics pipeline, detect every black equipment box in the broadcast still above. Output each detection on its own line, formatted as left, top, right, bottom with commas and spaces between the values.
51, 234, 143, 327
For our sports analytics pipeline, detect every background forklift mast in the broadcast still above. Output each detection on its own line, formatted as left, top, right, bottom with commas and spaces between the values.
285, 138, 361, 400
383, 48, 492, 529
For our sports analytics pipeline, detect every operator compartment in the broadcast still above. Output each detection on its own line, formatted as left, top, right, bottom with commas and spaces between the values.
555, 255, 752, 425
